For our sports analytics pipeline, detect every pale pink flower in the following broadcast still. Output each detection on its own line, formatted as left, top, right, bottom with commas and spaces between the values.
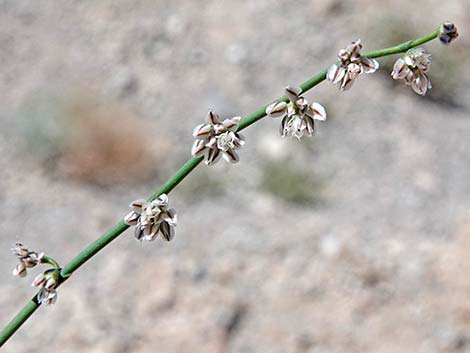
191, 111, 245, 165
327, 39, 379, 91
391, 48, 432, 96
124, 194, 177, 242
266, 86, 326, 140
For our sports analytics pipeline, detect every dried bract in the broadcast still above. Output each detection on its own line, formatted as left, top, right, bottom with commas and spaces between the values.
124, 194, 177, 242
191, 111, 245, 165
327, 39, 379, 90
265, 86, 326, 140
391, 47, 432, 96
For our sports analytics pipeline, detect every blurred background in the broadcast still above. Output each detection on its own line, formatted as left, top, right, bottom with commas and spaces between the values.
0, 1, 469, 352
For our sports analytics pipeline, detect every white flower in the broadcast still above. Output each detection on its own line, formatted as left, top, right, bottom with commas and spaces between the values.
191, 111, 245, 165
265, 86, 326, 140
439, 22, 459, 45
11, 243, 44, 277
391, 48, 432, 96
37, 288, 58, 305
124, 194, 177, 242
12, 262, 27, 278
33, 270, 59, 305
327, 39, 379, 91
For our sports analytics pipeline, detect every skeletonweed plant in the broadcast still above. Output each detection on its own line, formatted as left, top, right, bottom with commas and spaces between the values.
0, 21, 459, 348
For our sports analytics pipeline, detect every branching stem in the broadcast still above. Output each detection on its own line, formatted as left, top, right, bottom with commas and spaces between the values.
0, 27, 439, 348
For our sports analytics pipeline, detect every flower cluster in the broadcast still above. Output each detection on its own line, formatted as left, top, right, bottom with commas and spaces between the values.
439, 22, 459, 45
11, 243, 60, 305
266, 86, 326, 140
11, 243, 43, 278
327, 39, 379, 90
33, 270, 59, 305
191, 111, 245, 165
124, 194, 177, 242
391, 48, 432, 96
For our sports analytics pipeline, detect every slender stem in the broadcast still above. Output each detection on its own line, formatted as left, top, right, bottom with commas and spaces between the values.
0, 27, 442, 348
366, 30, 439, 58
0, 299, 39, 346
62, 156, 204, 277
41, 255, 61, 269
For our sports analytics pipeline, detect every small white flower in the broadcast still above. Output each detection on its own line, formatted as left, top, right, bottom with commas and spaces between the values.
391, 47, 432, 96
439, 22, 459, 45
37, 288, 58, 305
191, 111, 245, 165
33, 270, 59, 305
11, 243, 44, 277
12, 262, 27, 278
124, 194, 177, 242
265, 86, 326, 140
327, 39, 379, 91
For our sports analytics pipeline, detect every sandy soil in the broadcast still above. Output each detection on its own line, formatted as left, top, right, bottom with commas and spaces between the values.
1, 1, 470, 352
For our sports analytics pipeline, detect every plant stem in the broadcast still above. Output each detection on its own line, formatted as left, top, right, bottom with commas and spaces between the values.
41, 255, 61, 269
0, 299, 39, 347
0, 27, 441, 348
366, 30, 439, 58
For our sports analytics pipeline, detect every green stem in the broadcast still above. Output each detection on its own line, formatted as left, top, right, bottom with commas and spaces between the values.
0, 300, 39, 347
62, 156, 204, 277
41, 255, 61, 269
365, 30, 439, 58
0, 27, 441, 348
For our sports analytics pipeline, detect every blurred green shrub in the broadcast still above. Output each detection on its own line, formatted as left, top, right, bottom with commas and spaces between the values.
261, 160, 322, 204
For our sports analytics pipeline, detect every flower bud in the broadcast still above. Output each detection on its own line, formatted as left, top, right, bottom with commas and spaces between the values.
13, 262, 27, 277
439, 22, 459, 45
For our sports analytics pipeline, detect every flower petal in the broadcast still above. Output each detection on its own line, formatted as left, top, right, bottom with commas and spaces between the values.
32, 273, 46, 287
327, 64, 346, 84
155, 193, 169, 207
207, 110, 220, 124
129, 199, 146, 214
13, 262, 27, 277
160, 222, 175, 241
193, 124, 212, 138
234, 133, 245, 147
206, 148, 221, 166
46, 290, 57, 305
337, 49, 349, 62
285, 85, 302, 103
310, 102, 327, 121
280, 115, 290, 137
361, 57, 379, 74
191, 139, 208, 157
340, 73, 354, 91
391, 58, 408, 80
223, 117, 240, 132
205, 136, 218, 149
346, 39, 362, 56
124, 211, 140, 226
37, 288, 48, 303
134, 226, 144, 241
411, 72, 429, 96
305, 116, 315, 135
23, 257, 38, 268
45, 277, 57, 290
222, 148, 239, 163
164, 209, 178, 227
266, 101, 288, 119
143, 223, 153, 237
295, 97, 308, 111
